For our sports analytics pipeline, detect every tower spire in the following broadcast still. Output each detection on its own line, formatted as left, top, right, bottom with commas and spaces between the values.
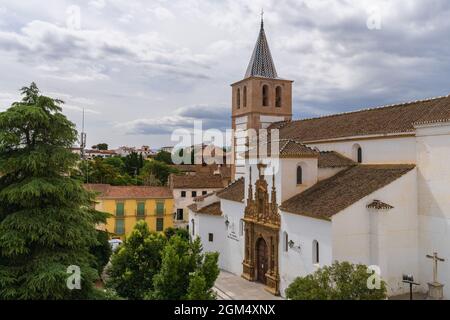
244, 12, 278, 79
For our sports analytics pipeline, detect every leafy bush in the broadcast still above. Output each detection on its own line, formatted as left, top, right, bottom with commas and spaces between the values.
285, 261, 387, 300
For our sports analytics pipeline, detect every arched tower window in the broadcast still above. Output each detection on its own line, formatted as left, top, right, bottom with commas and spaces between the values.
296, 166, 303, 185
243, 86, 247, 107
275, 86, 282, 108
236, 88, 241, 109
191, 219, 195, 236
262, 85, 269, 106
312, 240, 319, 264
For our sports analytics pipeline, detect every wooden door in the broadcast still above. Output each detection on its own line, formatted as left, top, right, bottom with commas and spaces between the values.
256, 238, 268, 284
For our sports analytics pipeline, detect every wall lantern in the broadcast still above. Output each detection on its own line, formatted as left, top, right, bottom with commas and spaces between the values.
288, 240, 301, 252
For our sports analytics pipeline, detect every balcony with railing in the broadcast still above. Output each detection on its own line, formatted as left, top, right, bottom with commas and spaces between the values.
155, 207, 166, 216
136, 208, 147, 220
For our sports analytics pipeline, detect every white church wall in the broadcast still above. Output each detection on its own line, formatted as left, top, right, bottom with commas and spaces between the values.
279, 158, 318, 202
331, 169, 418, 296
416, 122, 450, 299
188, 211, 226, 265
278, 211, 332, 297
219, 199, 246, 275
318, 167, 346, 181
307, 136, 417, 164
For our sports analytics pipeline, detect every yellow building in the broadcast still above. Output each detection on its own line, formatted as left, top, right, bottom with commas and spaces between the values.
85, 184, 174, 239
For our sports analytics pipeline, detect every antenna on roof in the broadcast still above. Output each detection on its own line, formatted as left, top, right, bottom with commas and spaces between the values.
80, 107, 87, 160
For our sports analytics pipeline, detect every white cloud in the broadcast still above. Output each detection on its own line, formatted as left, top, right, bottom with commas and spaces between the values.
1, 0, 450, 147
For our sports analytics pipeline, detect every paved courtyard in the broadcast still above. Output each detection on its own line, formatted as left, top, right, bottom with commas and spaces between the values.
213, 270, 283, 300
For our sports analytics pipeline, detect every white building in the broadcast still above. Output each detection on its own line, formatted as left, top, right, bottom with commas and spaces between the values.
169, 173, 225, 228
189, 20, 450, 298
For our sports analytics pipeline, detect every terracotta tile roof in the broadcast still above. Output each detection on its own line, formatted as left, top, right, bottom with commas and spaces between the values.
366, 200, 394, 210
84, 183, 111, 196
188, 202, 222, 216
84, 184, 172, 199
216, 178, 245, 202
318, 151, 356, 168
251, 139, 318, 158
269, 95, 450, 142
280, 164, 415, 220
169, 173, 224, 189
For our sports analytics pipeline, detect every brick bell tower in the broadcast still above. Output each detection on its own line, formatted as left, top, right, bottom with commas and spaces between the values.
231, 16, 293, 179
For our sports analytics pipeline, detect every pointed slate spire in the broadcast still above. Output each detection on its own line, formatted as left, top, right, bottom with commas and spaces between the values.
244, 13, 278, 79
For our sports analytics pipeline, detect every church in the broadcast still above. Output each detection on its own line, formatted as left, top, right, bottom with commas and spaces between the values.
188, 18, 450, 298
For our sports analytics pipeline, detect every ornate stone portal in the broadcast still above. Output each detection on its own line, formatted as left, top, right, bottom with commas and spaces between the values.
242, 163, 280, 295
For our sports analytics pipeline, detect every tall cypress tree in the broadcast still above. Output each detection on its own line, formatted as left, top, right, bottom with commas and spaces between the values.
0, 83, 100, 299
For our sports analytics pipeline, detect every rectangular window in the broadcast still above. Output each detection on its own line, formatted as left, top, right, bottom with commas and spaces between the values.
202, 191, 207, 195
181, 191, 186, 198
137, 202, 145, 217
208, 233, 214, 242
156, 218, 164, 232
192, 191, 197, 197
116, 202, 124, 217
156, 201, 165, 216
115, 219, 125, 235
176, 209, 184, 221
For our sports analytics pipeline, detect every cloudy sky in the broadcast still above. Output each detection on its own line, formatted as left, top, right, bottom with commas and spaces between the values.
1, 0, 449, 149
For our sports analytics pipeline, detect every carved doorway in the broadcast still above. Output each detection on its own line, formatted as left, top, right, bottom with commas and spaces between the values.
256, 238, 268, 284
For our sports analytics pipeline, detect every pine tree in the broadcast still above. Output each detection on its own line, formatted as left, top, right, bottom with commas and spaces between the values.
0, 83, 101, 299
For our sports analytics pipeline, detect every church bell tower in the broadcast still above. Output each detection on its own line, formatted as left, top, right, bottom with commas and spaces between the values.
231, 16, 293, 179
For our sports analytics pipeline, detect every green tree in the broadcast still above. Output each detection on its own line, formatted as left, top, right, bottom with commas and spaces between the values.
285, 261, 387, 300
106, 221, 166, 299
124, 152, 143, 177
92, 143, 108, 150
103, 157, 125, 173
154, 150, 173, 164
164, 227, 189, 241
186, 271, 214, 300
139, 160, 178, 186
151, 237, 219, 300
90, 230, 112, 275
0, 83, 101, 299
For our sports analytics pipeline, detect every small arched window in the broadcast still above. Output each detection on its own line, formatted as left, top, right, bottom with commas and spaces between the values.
357, 147, 362, 163
283, 231, 289, 252
275, 86, 282, 108
236, 88, 241, 109
313, 240, 319, 264
243, 86, 247, 107
262, 85, 269, 106
296, 166, 303, 185
191, 219, 195, 236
